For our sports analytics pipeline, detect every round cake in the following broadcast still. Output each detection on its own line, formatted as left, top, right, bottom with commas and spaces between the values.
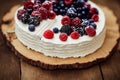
15, 0, 106, 58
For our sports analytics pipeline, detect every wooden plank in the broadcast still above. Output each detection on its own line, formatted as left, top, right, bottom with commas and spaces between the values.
21, 61, 103, 80
100, 50, 120, 80
0, 45, 21, 80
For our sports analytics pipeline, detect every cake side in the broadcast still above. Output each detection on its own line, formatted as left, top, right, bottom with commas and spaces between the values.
15, 0, 106, 58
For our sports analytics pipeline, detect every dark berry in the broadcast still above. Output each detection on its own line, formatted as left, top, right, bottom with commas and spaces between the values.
28, 17, 40, 26
77, 13, 82, 18
76, 0, 85, 7
90, 23, 97, 29
60, 25, 73, 35
74, 27, 85, 36
53, 27, 59, 33
67, 7, 77, 19
28, 24, 35, 31
21, 13, 30, 24
81, 19, 89, 27
26, 8, 33, 14
89, 19, 94, 23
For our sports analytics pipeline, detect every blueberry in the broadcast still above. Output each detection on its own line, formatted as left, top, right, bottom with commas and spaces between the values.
26, 8, 33, 14
28, 24, 35, 31
77, 7, 82, 13
90, 23, 97, 29
95, 9, 99, 14
77, 0, 85, 6
53, 27, 59, 33
60, 3, 65, 8
89, 19, 94, 23
77, 13, 82, 18
53, 8, 59, 13
67, 7, 77, 19
21, 13, 30, 24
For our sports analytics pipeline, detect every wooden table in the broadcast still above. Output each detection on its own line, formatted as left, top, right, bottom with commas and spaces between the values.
0, 0, 119, 80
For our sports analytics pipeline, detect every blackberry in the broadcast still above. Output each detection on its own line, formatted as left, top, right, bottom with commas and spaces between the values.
74, 27, 85, 36
28, 16, 40, 26
21, 13, 30, 24
81, 19, 89, 27
60, 25, 73, 35
26, 8, 33, 14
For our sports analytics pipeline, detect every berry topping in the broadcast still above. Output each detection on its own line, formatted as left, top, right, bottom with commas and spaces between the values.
24, 1, 34, 10
64, 0, 73, 6
48, 11, 56, 19
90, 23, 97, 29
92, 14, 99, 22
67, 7, 77, 19
17, 9, 26, 20
53, 27, 59, 33
74, 27, 86, 36
43, 30, 54, 39
59, 33, 68, 41
89, 7, 98, 15
28, 16, 40, 26
42, 1, 52, 10
61, 16, 71, 25
60, 25, 73, 35
31, 11, 41, 19
28, 24, 35, 31
39, 7, 48, 20
85, 27, 96, 37
70, 31, 80, 39
72, 17, 82, 27
26, 8, 33, 14
21, 13, 30, 24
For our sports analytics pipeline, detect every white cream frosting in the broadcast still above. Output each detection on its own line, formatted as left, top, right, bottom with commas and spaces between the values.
15, 1, 106, 58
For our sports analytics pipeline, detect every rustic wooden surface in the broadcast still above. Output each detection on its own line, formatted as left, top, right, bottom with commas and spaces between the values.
0, 0, 120, 80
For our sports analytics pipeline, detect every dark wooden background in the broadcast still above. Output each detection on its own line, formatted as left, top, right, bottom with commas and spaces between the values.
0, 0, 120, 80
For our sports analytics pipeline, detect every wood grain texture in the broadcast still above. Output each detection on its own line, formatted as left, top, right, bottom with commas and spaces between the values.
21, 61, 102, 80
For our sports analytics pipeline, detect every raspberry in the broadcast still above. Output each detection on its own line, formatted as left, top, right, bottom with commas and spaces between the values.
92, 14, 99, 22
31, 11, 41, 20
70, 31, 79, 39
24, 1, 34, 9
85, 27, 96, 37
17, 9, 26, 20
39, 7, 48, 20
72, 17, 82, 27
59, 33, 68, 41
61, 16, 71, 25
43, 30, 54, 39
64, 0, 73, 6
48, 11, 56, 19
89, 7, 97, 15
42, 1, 52, 10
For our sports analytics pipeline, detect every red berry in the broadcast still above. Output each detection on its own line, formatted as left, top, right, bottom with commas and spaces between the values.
72, 17, 82, 27
42, 1, 52, 10
48, 11, 56, 19
92, 14, 99, 22
39, 7, 48, 20
24, 1, 34, 9
31, 11, 41, 20
59, 33, 68, 41
89, 7, 97, 15
64, 0, 73, 6
43, 30, 54, 39
70, 31, 80, 39
17, 9, 26, 20
85, 27, 96, 37
61, 16, 71, 25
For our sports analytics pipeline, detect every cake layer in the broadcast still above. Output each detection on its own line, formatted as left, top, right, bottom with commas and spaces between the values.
15, 1, 106, 58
